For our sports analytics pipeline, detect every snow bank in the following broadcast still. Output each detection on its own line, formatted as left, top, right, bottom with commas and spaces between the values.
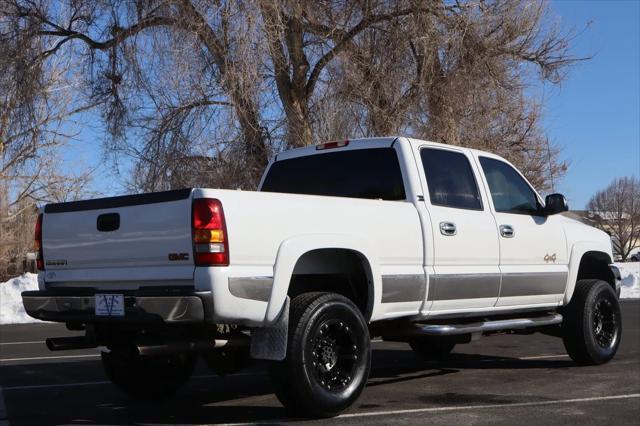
0, 273, 40, 324
616, 262, 640, 299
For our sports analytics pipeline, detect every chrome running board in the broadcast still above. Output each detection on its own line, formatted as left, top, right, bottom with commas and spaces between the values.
414, 313, 563, 336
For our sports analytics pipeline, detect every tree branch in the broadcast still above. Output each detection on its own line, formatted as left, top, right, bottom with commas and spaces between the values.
36, 15, 177, 52
304, 6, 439, 98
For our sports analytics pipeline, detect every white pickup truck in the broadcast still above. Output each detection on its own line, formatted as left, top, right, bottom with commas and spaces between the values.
23, 137, 622, 417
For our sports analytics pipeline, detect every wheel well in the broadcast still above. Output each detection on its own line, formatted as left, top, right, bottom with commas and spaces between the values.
577, 251, 615, 289
287, 248, 373, 320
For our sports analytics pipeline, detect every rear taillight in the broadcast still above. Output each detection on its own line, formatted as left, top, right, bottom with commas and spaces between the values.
35, 213, 44, 270
192, 198, 229, 266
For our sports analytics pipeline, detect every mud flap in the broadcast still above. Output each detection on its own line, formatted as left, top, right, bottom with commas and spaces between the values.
250, 297, 289, 361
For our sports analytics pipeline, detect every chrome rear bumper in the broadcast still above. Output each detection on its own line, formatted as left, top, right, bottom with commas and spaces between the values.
22, 289, 213, 324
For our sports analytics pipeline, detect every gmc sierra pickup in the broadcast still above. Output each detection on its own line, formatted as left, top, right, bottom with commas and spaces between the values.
23, 136, 622, 417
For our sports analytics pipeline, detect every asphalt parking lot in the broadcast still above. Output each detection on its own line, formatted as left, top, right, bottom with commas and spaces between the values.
0, 300, 638, 426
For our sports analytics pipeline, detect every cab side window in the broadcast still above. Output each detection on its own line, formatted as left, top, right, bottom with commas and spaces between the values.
479, 157, 542, 215
421, 148, 483, 210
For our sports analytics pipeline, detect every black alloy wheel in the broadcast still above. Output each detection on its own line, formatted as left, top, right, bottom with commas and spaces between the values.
310, 318, 360, 391
592, 297, 618, 349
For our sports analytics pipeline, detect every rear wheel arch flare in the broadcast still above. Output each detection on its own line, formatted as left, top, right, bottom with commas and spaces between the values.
287, 248, 374, 321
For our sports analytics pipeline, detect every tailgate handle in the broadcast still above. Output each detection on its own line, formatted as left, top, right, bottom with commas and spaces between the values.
97, 213, 120, 232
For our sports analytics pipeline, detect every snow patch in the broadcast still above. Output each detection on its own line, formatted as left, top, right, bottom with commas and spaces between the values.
0, 273, 40, 324
615, 262, 640, 299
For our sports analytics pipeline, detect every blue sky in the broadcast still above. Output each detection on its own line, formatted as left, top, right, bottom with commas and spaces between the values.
546, 0, 640, 208
66, 1, 640, 208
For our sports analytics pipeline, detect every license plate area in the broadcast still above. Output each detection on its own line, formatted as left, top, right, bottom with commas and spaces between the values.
95, 294, 125, 317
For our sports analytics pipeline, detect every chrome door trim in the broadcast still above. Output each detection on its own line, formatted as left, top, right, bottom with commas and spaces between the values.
381, 274, 426, 303
427, 274, 501, 301
499, 272, 567, 297
425, 271, 569, 301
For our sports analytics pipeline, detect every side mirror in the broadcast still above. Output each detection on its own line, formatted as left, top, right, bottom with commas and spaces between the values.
544, 193, 569, 215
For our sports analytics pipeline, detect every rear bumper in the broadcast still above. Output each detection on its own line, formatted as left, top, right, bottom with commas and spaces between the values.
21, 288, 213, 325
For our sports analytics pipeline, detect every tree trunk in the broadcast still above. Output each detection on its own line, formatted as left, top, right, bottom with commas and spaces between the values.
284, 99, 313, 148
425, 48, 460, 145
259, 2, 315, 149
230, 84, 271, 186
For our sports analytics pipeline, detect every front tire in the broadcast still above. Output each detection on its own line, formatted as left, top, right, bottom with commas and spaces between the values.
269, 292, 371, 418
562, 279, 622, 365
101, 345, 196, 399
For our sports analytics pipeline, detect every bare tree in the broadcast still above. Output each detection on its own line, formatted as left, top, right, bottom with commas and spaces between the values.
0, 0, 588, 278
0, 2, 97, 278
3, 0, 272, 189
0, 16, 92, 203
255, 0, 577, 191
258, 1, 447, 147
587, 176, 640, 261
3, 0, 582, 195
329, 0, 576, 191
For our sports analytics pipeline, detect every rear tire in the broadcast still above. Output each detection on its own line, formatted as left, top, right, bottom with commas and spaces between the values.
101, 345, 196, 399
409, 336, 456, 360
562, 279, 622, 365
269, 292, 371, 418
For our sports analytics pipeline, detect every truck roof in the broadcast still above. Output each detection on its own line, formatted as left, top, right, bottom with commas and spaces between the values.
273, 136, 501, 162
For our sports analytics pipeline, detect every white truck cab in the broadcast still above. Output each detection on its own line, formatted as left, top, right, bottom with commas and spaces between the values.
23, 137, 621, 417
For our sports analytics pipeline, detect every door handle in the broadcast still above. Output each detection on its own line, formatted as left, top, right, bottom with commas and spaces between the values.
439, 222, 457, 236
500, 224, 515, 238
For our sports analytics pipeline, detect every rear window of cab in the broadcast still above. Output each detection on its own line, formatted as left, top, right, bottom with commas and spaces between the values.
261, 148, 406, 201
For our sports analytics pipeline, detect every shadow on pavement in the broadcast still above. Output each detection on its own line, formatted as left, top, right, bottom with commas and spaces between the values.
440, 352, 574, 370
0, 348, 580, 426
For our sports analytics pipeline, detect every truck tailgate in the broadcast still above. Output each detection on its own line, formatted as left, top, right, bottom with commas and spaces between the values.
42, 189, 195, 284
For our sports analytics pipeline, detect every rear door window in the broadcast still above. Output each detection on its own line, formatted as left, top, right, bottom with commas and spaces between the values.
261, 148, 406, 200
421, 148, 483, 210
